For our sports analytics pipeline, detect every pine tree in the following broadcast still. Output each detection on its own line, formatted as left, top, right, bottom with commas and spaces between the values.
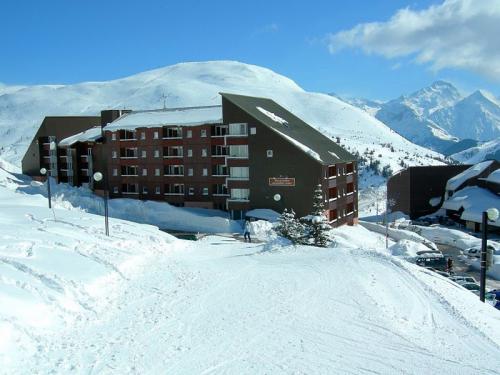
307, 184, 331, 247
275, 208, 305, 244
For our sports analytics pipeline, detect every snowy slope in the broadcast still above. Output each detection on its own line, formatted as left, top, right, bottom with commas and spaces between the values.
430, 90, 500, 141
451, 138, 500, 163
0, 61, 443, 174
2, 165, 500, 373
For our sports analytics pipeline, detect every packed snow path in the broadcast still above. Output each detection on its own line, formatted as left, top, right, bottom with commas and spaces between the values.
19, 236, 500, 375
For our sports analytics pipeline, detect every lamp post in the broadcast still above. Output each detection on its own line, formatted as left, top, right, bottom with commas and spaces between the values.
39, 167, 52, 209
93, 171, 109, 236
480, 207, 499, 302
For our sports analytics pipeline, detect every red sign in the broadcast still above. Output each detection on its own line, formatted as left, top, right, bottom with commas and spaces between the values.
269, 177, 295, 187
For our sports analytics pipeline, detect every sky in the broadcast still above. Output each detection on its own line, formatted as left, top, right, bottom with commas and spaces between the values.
1, 0, 499, 100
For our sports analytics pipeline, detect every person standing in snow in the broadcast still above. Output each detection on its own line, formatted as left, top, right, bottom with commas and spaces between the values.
243, 219, 252, 242
447, 257, 454, 274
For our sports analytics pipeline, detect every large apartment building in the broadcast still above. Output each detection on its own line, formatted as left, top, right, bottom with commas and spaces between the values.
22, 93, 358, 226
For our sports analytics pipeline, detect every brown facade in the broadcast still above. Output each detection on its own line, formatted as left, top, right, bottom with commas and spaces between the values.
388, 165, 470, 219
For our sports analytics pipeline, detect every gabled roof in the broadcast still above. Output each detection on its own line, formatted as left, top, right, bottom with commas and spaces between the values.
220, 93, 355, 165
104, 106, 222, 131
446, 160, 495, 191
59, 126, 103, 147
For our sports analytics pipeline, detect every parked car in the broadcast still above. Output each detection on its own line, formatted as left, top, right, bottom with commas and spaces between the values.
449, 275, 478, 284
485, 293, 498, 308
438, 216, 455, 226
416, 254, 447, 271
463, 243, 498, 258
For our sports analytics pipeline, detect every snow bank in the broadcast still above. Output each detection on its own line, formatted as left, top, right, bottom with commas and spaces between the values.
389, 239, 430, 258
18, 178, 241, 233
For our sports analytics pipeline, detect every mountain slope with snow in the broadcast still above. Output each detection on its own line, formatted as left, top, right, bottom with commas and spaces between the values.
450, 138, 500, 164
1, 165, 500, 374
0, 61, 443, 174
430, 90, 500, 141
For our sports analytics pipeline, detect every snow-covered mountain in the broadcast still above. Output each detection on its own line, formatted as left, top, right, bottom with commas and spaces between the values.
340, 81, 500, 154
0, 61, 444, 175
430, 90, 500, 141
450, 138, 500, 164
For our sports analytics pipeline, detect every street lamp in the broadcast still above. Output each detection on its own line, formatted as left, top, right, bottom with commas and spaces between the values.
93, 171, 109, 236
40, 167, 52, 209
480, 207, 499, 302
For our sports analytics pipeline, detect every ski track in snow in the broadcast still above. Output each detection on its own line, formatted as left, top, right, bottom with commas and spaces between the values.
17, 237, 500, 375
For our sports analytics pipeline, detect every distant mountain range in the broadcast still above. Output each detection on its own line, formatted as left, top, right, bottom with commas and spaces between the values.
333, 81, 500, 158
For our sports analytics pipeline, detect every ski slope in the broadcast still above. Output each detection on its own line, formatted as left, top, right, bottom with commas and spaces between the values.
1, 166, 500, 374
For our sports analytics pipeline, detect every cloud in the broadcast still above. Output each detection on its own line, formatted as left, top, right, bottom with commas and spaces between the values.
327, 0, 500, 80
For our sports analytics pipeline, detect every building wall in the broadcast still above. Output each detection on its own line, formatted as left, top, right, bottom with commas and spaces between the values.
388, 165, 470, 219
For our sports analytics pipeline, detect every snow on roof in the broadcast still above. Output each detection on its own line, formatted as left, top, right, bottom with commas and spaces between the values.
104, 106, 222, 131
270, 127, 322, 162
256, 106, 288, 125
445, 160, 494, 191
59, 126, 102, 147
442, 186, 500, 227
245, 209, 281, 222
485, 169, 500, 184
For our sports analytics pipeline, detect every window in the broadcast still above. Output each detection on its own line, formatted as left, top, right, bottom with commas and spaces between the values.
202, 187, 209, 196
229, 145, 248, 158
212, 165, 228, 176
329, 187, 337, 200
154, 149, 160, 158
250, 127, 257, 135
329, 209, 337, 221
165, 184, 184, 194
141, 150, 147, 158
213, 184, 228, 195
188, 187, 195, 195
142, 186, 148, 194
121, 165, 138, 176
202, 168, 208, 176
229, 167, 249, 180
212, 125, 228, 136
328, 165, 336, 178
202, 148, 208, 157
155, 186, 161, 194
122, 183, 138, 193
142, 168, 148, 176
187, 149, 193, 157
163, 127, 182, 138
165, 165, 184, 176
201, 129, 207, 137
113, 186, 118, 193
228, 123, 247, 136
155, 168, 160, 176
230, 188, 249, 200
266, 150, 273, 158
120, 147, 138, 158
164, 146, 183, 157
186, 130, 192, 138
153, 131, 159, 139
119, 130, 136, 140
212, 145, 228, 156
140, 132, 146, 140
188, 168, 194, 176
112, 150, 117, 159
112, 168, 118, 176
111, 133, 117, 141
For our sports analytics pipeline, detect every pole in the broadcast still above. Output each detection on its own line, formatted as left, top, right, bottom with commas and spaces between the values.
47, 175, 52, 209
385, 194, 389, 249
104, 189, 109, 236
100, 126, 110, 237
480, 211, 487, 302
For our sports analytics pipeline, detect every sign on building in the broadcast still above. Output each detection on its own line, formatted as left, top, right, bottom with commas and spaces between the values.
269, 177, 295, 187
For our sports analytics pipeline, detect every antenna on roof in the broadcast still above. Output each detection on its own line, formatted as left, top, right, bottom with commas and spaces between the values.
161, 92, 170, 110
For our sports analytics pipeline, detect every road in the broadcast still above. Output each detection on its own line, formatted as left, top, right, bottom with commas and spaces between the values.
438, 244, 500, 291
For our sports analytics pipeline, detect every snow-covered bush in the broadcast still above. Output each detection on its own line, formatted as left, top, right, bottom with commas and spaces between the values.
274, 209, 306, 244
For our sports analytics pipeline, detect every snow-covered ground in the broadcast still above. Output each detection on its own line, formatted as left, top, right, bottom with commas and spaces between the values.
2, 165, 500, 374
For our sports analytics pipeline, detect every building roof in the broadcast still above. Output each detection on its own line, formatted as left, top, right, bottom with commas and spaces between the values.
484, 169, 500, 184
445, 160, 495, 191
442, 186, 499, 227
245, 209, 280, 222
220, 92, 355, 165
59, 126, 103, 147
104, 106, 222, 131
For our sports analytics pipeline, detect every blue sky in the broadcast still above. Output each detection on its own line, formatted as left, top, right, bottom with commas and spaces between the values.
1, 0, 499, 100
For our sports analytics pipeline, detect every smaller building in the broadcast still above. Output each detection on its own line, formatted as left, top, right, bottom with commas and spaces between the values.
387, 165, 470, 219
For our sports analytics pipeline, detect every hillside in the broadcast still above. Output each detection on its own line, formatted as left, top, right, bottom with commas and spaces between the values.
1, 165, 500, 374
450, 138, 500, 164
0, 61, 444, 175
